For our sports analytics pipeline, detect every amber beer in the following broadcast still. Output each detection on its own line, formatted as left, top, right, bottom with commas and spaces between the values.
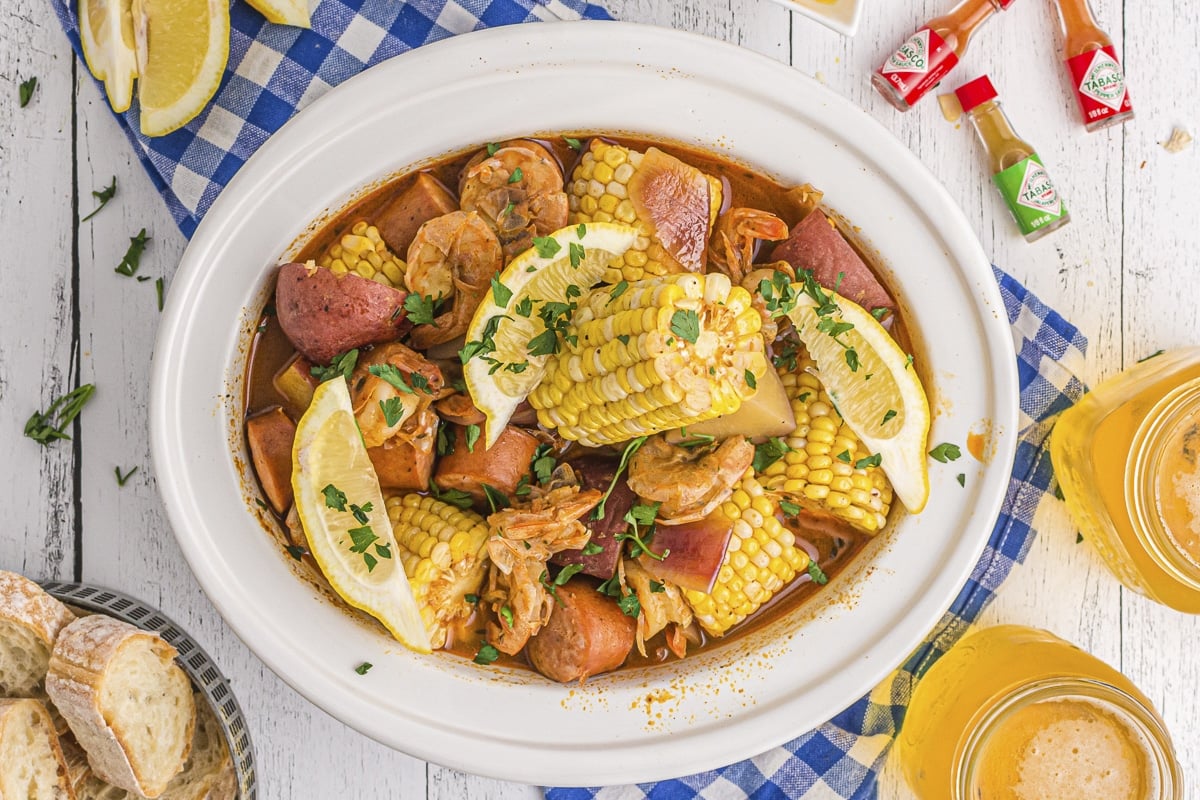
895, 625, 1182, 800
872, 0, 1015, 111
1052, 0, 1133, 129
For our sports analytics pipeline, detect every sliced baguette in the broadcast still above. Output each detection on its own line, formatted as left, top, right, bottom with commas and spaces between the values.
46, 616, 195, 799
0, 571, 75, 697
0, 697, 73, 800
161, 693, 235, 800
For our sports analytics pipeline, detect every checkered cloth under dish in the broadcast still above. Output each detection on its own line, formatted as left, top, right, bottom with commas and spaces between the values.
50, 0, 611, 237
546, 268, 1088, 799
52, 2, 1089, 796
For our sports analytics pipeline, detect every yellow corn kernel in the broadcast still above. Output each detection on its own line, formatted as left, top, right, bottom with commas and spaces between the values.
385, 494, 490, 649
316, 219, 406, 289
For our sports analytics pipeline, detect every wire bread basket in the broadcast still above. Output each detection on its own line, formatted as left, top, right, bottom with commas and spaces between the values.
41, 581, 257, 799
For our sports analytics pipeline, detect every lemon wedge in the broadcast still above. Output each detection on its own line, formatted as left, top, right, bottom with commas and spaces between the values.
78, 0, 139, 113
245, 0, 312, 27
134, 0, 229, 136
463, 222, 638, 448
292, 378, 431, 653
786, 290, 931, 513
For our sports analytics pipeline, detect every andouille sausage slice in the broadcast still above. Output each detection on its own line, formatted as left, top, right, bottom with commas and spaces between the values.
246, 406, 296, 514
771, 209, 895, 313
526, 579, 636, 683
434, 424, 540, 505
375, 173, 459, 257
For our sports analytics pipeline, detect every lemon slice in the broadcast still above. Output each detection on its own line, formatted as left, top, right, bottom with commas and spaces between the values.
134, 0, 229, 136
464, 222, 638, 448
292, 378, 431, 653
78, 0, 139, 113
245, 0, 311, 28
786, 291, 931, 513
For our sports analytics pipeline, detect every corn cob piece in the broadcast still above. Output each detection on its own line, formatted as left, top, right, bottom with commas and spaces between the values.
759, 356, 894, 533
567, 140, 722, 284
385, 493, 490, 649
317, 220, 406, 288
528, 273, 767, 448
683, 469, 811, 637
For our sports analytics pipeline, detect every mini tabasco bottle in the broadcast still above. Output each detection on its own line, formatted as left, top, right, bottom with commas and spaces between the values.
955, 75, 1070, 241
873, 0, 1016, 112
1053, 0, 1133, 130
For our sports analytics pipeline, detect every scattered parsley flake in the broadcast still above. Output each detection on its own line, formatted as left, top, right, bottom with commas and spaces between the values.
514, 296, 533, 317
465, 424, 481, 453
404, 293, 441, 326
354, 662, 373, 675
532, 236, 562, 258
24, 384, 95, 446
752, 438, 790, 472
1138, 349, 1166, 363
569, 242, 585, 268
430, 479, 474, 509
286, 545, 306, 561
745, 370, 757, 390
649, 580, 666, 593
780, 499, 802, 517
608, 281, 629, 304
155, 277, 165, 311
807, 561, 829, 585
486, 142, 500, 156
564, 136, 583, 150
928, 442, 963, 463
618, 591, 640, 617
855, 453, 882, 469
592, 436, 647, 519
499, 605, 514, 628
114, 465, 138, 486
474, 644, 500, 665
508, 166, 523, 184
490, 275, 513, 306
956, 473, 966, 487
311, 349, 359, 383
1076, 532, 1084, 544
81, 176, 117, 222
380, 397, 404, 427
18, 76, 37, 107
322, 484, 347, 511
482, 483, 509, 513
581, 541, 604, 556
576, 223, 587, 238
114, 229, 150, 277
669, 309, 700, 344
881, 409, 897, 426
836, 450, 852, 463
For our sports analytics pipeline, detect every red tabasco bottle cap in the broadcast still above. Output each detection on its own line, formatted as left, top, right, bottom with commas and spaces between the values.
955, 75, 998, 113
997, 0, 1016, 8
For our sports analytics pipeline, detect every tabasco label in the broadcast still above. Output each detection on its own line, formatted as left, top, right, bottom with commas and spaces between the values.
876, 27, 959, 107
1066, 46, 1132, 125
993, 155, 1067, 236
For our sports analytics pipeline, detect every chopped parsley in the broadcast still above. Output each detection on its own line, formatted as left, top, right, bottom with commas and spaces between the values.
436, 424, 454, 456
855, 453, 882, 470
759, 270, 800, 318
354, 662, 373, 675
592, 435, 647, 519
928, 442, 963, 463
608, 280, 628, 304
490, 275, 513, 306
881, 409, 897, 426
514, 296, 534, 317
81, 176, 117, 222
576, 223, 587, 238
533, 236, 562, 258
486, 142, 500, 156
24, 384, 95, 446
649, 580, 666, 593
18, 76, 37, 107
1076, 532, 1084, 544
474, 644, 500, 665
1138, 349, 1165, 363
779, 499, 802, 517
616, 502, 667, 561
752, 437, 790, 472
745, 369, 757, 390
531, 443, 556, 485
379, 397, 405, 427
465, 424, 481, 453
369, 363, 415, 394
676, 431, 716, 449
155, 277, 165, 311
581, 541, 604, 556
430, 479, 474, 510
460, 314, 507, 364
618, 591, 640, 618
404, 293, 442, 326
836, 450, 851, 463
323, 484, 347, 510
564, 136, 583, 150
114, 229, 150, 277
508, 166, 524, 184
669, 309, 700, 344
286, 545, 307, 561
481, 483, 509, 513
311, 349, 359, 383
569, 242, 585, 268
499, 605, 514, 628
807, 561, 829, 585
956, 473, 966, 487
114, 465, 138, 487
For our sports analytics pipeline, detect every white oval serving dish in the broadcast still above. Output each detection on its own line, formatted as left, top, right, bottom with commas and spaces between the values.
151, 21, 1018, 786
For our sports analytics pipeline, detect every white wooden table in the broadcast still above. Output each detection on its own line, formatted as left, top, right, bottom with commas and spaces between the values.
2, 0, 1196, 796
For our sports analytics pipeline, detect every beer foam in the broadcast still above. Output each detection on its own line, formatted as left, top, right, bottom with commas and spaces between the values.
974, 698, 1155, 800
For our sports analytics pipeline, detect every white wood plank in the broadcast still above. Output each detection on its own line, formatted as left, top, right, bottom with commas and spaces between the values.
0, 2, 78, 582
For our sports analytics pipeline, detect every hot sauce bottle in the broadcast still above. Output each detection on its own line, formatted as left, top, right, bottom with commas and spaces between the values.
955, 75, 1070, 241
872, 0, 1016, 112
1053, 0, 1133, 130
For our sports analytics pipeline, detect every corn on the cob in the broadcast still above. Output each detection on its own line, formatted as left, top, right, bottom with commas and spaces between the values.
759, 356, 894, 533
317, 220, 406, 288
683, 469, 810, 636
528, 273, 767, 448
385, 493, 490, 649
568, 141, 722, 284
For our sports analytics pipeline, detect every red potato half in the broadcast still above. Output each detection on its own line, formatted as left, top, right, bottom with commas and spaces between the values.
274, 262, 409, 364
772, 209, 895, 313
638, 513, 734, 593
526, 578, 637, 683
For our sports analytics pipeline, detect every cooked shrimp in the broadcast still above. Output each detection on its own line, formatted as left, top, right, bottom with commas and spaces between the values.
627, 435, 755, 525
482, 484, 601, 654
709, 207, 790, 284
405, 211, 502, 349
459, 140, 569, 260
350, 343, 444, 448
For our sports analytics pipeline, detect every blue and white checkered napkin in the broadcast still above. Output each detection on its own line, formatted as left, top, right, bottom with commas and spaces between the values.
53, 0, 1089, 795
50, 0, 611, 238
547, 267, 1088, 799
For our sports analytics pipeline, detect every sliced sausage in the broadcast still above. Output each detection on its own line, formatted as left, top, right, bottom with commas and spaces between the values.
369, 422, 436, 491
434, 424, 540, 505
246, 406, 296, 514
526, 578, 636, 683
433, 392, 485, 426
771, 209, 895, 313
375, 173, 459, 257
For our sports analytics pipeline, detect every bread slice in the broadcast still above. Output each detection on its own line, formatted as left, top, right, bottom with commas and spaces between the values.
161, 693, 235, 800
0, 571, 75, 697
0, 697, 73, 799
46, 616, 195, 799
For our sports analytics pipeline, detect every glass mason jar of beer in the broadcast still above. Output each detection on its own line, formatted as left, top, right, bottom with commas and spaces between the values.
1051, 348, 1200, 611
895, 625, 1182, 800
